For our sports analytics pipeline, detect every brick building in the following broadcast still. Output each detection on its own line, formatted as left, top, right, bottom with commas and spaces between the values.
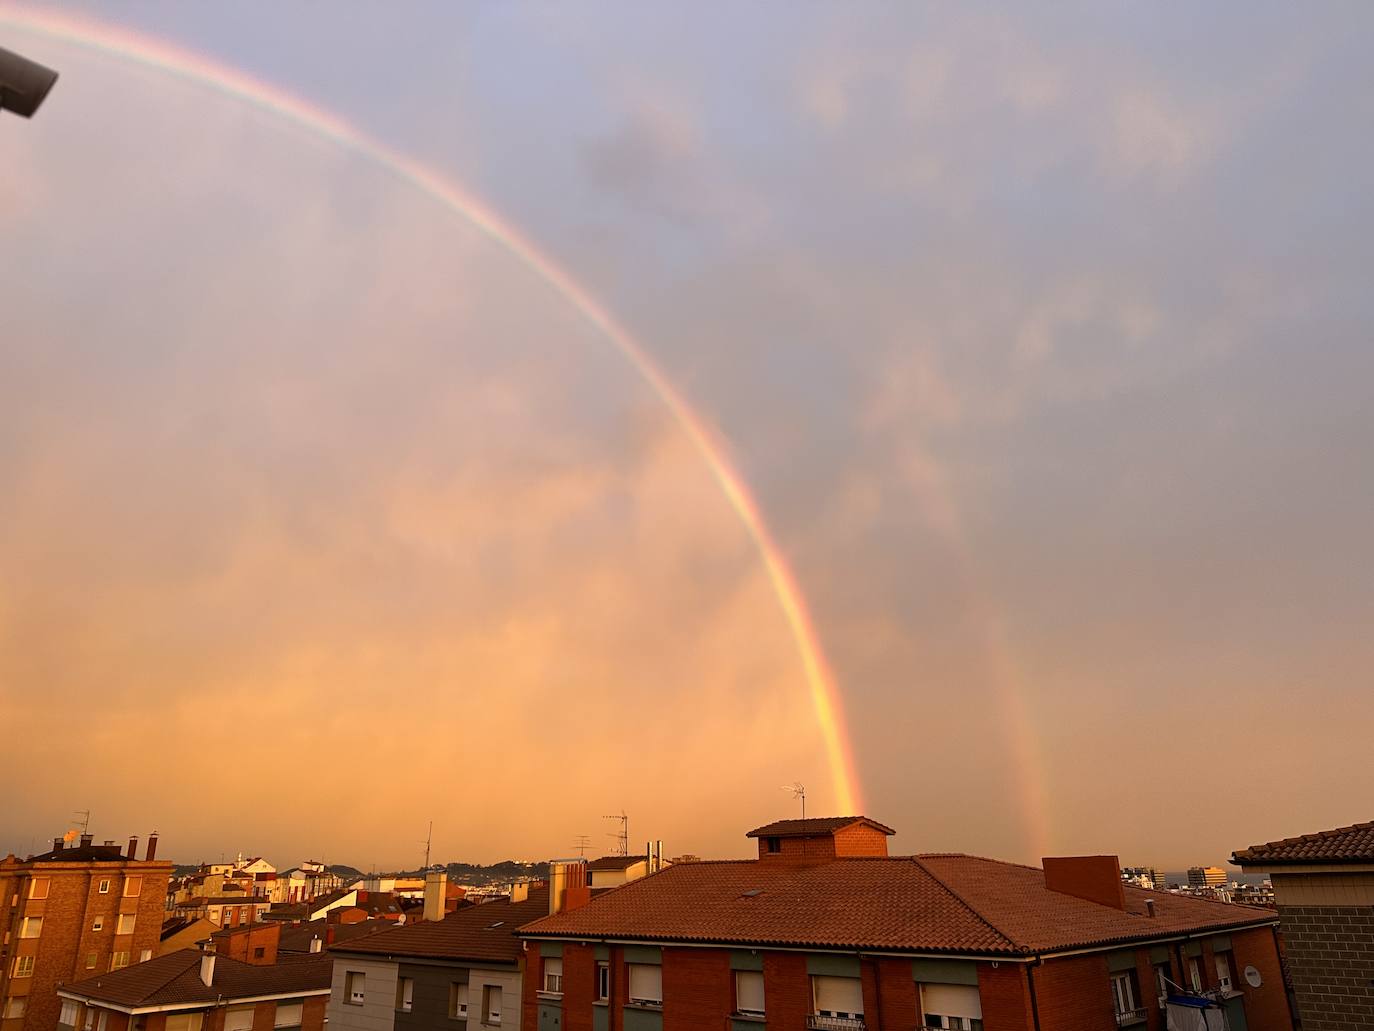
0, 834, 172, 1031
1233, 819, 1374, 1030
518, 817, 1294, 1031
56, 922, 330, 1031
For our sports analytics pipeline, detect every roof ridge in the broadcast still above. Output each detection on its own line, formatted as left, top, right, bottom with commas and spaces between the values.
908, 856, 1024, 954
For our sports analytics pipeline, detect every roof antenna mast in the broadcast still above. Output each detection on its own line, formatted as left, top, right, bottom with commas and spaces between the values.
603, 811, 629, 857
780, 782, 806, 856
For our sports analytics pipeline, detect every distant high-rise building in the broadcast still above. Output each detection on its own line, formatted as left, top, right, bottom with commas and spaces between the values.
0, 833, 172, 1031
1188, 866, 1227, 888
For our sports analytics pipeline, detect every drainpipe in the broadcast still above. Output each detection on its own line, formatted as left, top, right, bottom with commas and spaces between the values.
1026, 957, 1043, 1031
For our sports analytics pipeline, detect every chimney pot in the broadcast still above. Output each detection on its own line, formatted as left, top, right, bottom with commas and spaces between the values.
309, 936, 322, 953
1146, 898, 1157, 918
146, 834, 159, 862
53, 837, 64, 852
199, 942, 216, 986
80, 833, 93, 848
127, 836, 139, 860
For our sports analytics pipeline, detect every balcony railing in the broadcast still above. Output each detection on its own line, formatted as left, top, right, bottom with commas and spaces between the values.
1115, 1007, 1149, 1026
807, 1018, 867, 1031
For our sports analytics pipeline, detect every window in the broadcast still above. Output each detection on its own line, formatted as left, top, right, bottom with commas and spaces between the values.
1215, 953, 1233, 993
20, 916, 42, 938
86, 953, 97, 970
165, 1014, 203, 1031
98, 880, 111, 894
542, 957, 564, 994
12, 955, 35, 978
111, 952, 130, 970
765, 837, 782, 853
397, 978, 414, 1013
117, 914, 136, 935
225, 1009, 254, 1031
61, 1000, 80, 1026
253, 948, 266, 960
96, 1013, 109, 1031
273, 1003, 302, 1029
628, 964, 663, 1007
449, 982, 468, 1019
123, 877, 143, 898
921, 984, 983, 1030
735, 970, 765, 1017
92, 917, 104, 932
83, 1008, 96, 1031
139, 949, 152, 963
1111, 970, 1143, 1023
1187, 958, 1202, 992
345, 971, 365, 1005
595, 962, 610, 1002
813, 975, 863, 1020
482, 985, 502, 1025
4, 999, 26, 1020
30, 877, 50, 900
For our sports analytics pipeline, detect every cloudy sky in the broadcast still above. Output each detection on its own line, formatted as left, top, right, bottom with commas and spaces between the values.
2, 3, 1372, 870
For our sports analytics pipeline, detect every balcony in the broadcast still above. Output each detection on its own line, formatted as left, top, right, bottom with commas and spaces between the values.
1115, 1007, 1149, 1027
807, 1018, 866, 1031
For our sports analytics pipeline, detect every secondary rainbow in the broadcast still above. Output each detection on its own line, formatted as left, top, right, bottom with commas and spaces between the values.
1, 5, 863, 814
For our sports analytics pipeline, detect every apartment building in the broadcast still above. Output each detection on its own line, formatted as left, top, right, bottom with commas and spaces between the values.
518, 817, 1293, 1031
0, 833, 172, 1031
57, 923, 330, 1031
1187, 868, 1227, 890
326, 877, 562, 1031
1233, 818, 1374, 1030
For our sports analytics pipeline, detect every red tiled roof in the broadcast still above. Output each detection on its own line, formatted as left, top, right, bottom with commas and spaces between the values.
746, 816, 895, 839
60, 950, 331, 1009
1233, 820, 1374, 865
330, 889, 550, 964
519, 855, 1275, 957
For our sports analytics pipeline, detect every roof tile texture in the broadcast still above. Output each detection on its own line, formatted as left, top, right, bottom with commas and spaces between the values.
1233, 820, 1374, 864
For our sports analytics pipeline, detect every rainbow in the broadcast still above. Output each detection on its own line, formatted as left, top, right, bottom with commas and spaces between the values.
1, 5, 863, 814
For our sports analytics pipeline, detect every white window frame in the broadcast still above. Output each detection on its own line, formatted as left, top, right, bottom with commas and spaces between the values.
595, 961, 610, 1002
345, 971, 365, 1006
4, 998, 27, 1020
627, 964, 663, 1008
812, 975, 864, 1020
542, 957, 564, 995
224, 1008, 254, 1031
1215, 953, 1233, 993
12, 955, 35, 978
735, 970, 765, 1017
450, 982, 469, 1019
29, 877, 50, 900
97, 880, 111, 894
116, 913, 137, 935
1111, 970, 1140, 1017
92, 917, 104, 932
60, 999, 80, 1026
123, 877, 143, 898
20, 916, 42, 938
485, 984, 502, 1024
111, 952, 130, 971
397, 977, 414, 1013
272, 1002, 302, 1029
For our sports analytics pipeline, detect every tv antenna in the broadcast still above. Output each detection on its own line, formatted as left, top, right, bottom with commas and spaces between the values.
781, 782, 807, 855
603, 811, 629, 857
421, 821, 433, 870
571, 835, 592, 858
73, 809, 91, 835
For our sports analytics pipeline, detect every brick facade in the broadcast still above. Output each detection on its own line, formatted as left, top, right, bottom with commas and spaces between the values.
0, 845, 172, 1031
1274, 905, 1374, 1029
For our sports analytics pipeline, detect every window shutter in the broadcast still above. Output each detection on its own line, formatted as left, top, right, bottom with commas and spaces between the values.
736, 971, 765, 1014
921, 984, 983, 1020
628, 964, 663, 1003
273, 1003, 302, 1027
813, 976, 864, 1017
225, 1009, 254, 1031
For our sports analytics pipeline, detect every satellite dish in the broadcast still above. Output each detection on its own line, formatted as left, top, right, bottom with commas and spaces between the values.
1244, 965, 1262, 988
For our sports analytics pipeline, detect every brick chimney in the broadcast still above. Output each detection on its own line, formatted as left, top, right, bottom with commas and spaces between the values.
127, 835, 139, 860
549, 860, 590, 916
1043, 855, 1127, 910
146, 833, 159, 862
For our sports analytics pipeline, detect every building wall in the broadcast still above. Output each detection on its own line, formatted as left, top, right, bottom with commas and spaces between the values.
393, 960, 469, 1031
0, 856, 171, 1031
328, 957, 399, 1031
977, 962, 1035, 1031
1273, 902, 1374, 1030
830, 824, 891, 858
1229, 926, 1292, 1031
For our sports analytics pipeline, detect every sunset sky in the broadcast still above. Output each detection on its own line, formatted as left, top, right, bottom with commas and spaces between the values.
3, 3, 1372, 871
